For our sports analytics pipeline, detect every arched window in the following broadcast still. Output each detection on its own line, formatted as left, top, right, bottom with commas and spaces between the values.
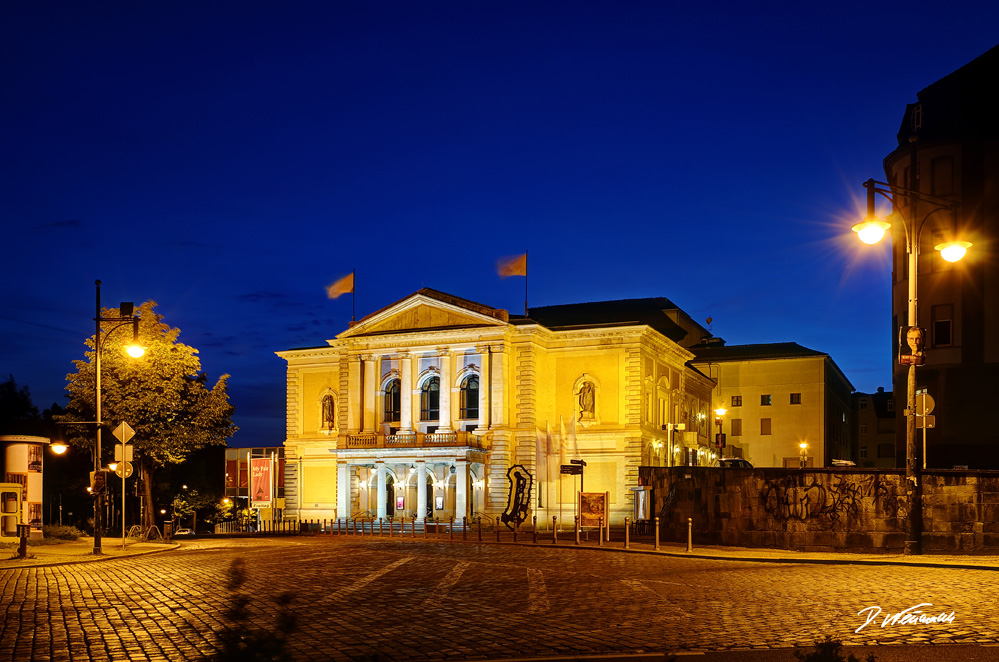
384, 379, 401, 422
459, 375, 479, 419
420, 376, 440, 421
321, 394, 336, 430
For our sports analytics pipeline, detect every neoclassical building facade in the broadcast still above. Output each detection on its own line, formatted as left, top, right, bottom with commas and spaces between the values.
276, 289, 716, 527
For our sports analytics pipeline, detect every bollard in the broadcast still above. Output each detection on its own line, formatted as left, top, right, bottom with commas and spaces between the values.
449, 517, 454, 540
424, 518, 429, 538
598, 517, 603, 547
624, 517, 630, 549
654, 516, 660, 551
687, 517, 692, 552
353, 518, 358, 535
532, 515, 538, 544
379, 517, 383, 536
388, 517, 393, 537
552, 516, 558, 544
463, 516, 467, 540
575, 516, 580, 545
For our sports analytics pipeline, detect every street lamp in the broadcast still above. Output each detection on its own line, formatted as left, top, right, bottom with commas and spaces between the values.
91, 279, 145, 555
852, 177, 970, 555
799, 442, 808, 469
713, 407, 727, 459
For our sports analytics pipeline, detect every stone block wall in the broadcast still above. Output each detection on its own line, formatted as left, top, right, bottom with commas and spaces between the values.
638, 466, 999, 553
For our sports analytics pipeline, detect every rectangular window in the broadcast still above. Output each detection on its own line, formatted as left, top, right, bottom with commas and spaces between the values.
932, 304, 953, 347
731, 419, 742, 436
731, 395, 742, 407
761, 418, 772, 435
859, 399, 868, 410
860, 446, 868, 459
887, 399, 894, 411
859, 423, 867, 434
761, 394, 771, 406
790, 393, 801, 405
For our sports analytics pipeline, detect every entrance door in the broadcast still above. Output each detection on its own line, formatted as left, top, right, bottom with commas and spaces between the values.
386, 477, 395, 518
425, 477, 433, 518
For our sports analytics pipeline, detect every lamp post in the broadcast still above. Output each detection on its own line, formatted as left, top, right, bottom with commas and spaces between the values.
851, 178, 970, 555
713, 407, 726, 460
799, 443, 808, 469
91, 279, 145, 555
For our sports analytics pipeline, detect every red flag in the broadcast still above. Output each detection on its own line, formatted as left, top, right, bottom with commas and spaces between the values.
497, 253, 527, 278
326, 272, 354, 299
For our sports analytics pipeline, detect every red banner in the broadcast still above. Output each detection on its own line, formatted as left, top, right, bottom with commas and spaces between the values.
250, 458, 271, 505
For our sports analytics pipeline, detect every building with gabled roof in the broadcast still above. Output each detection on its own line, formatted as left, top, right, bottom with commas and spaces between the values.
276, 288, 718, 528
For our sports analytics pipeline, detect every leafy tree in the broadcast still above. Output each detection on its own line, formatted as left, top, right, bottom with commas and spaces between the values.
60, 301, 237, 533
0, 374, 41, 434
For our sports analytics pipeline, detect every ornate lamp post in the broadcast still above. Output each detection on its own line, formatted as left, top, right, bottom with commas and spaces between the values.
91, 279, 145, 555
851, 178, 970, 555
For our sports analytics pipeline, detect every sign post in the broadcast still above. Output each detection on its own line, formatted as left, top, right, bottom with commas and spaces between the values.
112, 423, 135, 550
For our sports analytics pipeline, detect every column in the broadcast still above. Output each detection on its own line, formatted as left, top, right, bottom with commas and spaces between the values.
490, 345, 506, 426
347, 357, 361, 433
376, 463, 387, 520
337, 462, 350, 522
363, 356, 376, 432
400, 352, 413, 432
416, 461, 428, 522
475, 345, 491, 433
454, 460, 468, 523
438, 349, 452, 432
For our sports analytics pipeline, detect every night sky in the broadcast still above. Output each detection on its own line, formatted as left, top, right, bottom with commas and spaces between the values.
3, 2, 998, 448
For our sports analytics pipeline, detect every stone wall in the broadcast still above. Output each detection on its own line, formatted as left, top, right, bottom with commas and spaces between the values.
638, 466, 999, 553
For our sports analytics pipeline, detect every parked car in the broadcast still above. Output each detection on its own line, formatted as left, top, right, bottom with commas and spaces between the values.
173, 528, 193, 536
710, 458, 753, 468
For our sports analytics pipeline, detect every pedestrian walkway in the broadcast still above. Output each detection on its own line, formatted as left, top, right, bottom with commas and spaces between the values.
4, 530, 999, 572
0, 537, 177, 569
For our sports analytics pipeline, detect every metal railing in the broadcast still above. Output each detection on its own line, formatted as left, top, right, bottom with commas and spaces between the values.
344, 430, 483, 449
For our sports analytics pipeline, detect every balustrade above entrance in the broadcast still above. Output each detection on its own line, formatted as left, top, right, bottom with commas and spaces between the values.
344, 431, 484, 449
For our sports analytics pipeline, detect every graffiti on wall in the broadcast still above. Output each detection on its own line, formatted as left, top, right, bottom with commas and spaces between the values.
761, 473, 895, 528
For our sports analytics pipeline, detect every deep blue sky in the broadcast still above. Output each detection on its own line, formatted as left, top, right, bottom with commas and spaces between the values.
3, 2, 997, 448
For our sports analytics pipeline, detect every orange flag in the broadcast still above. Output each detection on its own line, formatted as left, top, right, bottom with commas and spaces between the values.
326, 272, 354, 299
496, 253, 527, 278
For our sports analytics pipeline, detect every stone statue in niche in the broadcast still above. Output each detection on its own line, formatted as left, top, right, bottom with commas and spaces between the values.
578, 381, 595, 421
321, 394, 335, 430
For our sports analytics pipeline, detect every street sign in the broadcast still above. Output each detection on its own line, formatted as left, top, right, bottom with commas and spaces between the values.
915, 393, 935, 415
114, 443, 134, 462
112, 422, 135, 444
114, 461, 134, 478
916, 415, 936, 429
560, 464, 583, 475
569, 459, 587, 466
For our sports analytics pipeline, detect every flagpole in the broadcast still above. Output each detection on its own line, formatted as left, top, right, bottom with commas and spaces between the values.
524, 250, 528, 317
351, 269, 356, 322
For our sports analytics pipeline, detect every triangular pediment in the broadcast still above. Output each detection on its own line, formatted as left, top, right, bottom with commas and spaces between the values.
337, 289, 509, 338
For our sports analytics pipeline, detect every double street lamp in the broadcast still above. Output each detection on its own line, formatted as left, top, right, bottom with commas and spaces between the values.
91, 279, 144, 554
851, 177, 970, 555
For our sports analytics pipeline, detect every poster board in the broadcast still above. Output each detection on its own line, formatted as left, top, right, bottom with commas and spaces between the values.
578, 491, 609, 528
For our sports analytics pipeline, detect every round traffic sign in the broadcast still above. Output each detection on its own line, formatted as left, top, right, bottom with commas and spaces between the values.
915, 393, 935, 415
115, 461, 134, 478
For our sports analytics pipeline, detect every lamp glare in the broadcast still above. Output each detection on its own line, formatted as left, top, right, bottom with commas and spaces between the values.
935, 241, 971, 263
852, 218, 889, 245
126, 344, 145, 358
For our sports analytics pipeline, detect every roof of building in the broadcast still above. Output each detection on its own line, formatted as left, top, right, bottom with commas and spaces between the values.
690, 342, 827, 362
896, 43, 999, 145
521, 297, 694, 342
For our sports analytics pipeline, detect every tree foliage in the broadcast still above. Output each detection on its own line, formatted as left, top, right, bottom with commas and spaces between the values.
0, 374, 41, 434
60, 301, 237, 529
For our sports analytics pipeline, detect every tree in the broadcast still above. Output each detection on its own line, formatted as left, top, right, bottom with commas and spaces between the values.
60, 301, 237, 534
0, 374, 41, 434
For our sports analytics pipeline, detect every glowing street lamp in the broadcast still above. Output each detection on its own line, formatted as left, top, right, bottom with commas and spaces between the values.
799, 443, 808, 469
713, 407, 727, 459
91, 279, 144, 555
852, 178, 969, 555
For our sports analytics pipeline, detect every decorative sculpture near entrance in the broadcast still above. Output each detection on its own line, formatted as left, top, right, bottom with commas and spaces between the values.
500, 464, 533, 530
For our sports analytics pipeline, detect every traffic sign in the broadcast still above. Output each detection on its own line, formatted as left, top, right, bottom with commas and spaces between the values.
916, 415, 936, 429
112, 422, 135, 444
915, 393, 935, 415
114, 461, 134, 478
114, 443, 134, 462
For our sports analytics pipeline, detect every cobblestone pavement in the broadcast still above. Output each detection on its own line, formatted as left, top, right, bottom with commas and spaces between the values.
2, 536, 998, 661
